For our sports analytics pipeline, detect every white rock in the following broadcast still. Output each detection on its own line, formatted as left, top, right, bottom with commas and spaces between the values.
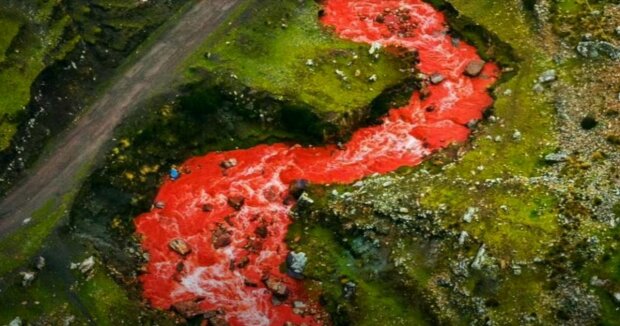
471, 244, 486, 270
369, 42, 382, 55
20, 271, 36, 287
71, 256, 95, 275
9, 317, 22, 326
463, 207, 477, 223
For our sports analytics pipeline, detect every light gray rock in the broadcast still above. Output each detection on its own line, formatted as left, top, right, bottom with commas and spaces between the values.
538, 69, 557, 83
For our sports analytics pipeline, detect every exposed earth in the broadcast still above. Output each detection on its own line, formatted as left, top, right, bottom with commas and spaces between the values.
1, 0, 620, 325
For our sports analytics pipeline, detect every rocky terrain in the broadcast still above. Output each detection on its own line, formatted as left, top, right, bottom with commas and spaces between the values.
0, 0, 619, 325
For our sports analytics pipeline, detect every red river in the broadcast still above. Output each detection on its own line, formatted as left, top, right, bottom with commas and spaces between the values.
135, 0, 499, 324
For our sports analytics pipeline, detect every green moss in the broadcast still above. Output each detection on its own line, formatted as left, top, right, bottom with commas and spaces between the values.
0, 17, 20, 64
184, 0, 411, 117
0, 196, 71, 275
75, 269, 142, 324
288, 224, 430, 325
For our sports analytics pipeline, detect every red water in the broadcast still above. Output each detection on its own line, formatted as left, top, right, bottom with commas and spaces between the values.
135, 0, 499, 324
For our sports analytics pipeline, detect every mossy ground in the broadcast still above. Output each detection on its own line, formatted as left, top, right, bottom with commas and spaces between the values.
184, 0, 412, 119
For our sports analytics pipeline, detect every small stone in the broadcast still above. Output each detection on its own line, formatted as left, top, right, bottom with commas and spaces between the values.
471, 244, 487, 270
169, 239, 192, 256
20, 271, 36, 287
305, 59, 314, 66
429, 73, 445, 84
343, 281, 357, 300
464, 60, 485, 77
544, 152, 569, 163
463, 207, 477, 223
458, 231, 469, 246
590, 276, 607, 287
34, 256, 46, 270
369, 42, 382, 55
254, 224, 268, 238
227, 195, 245, 210
202, 203, 214, 212
613, 292, 620, 303
264, 276, 289, 298
286, 251, 308, 278
220, 158, 238, 169
512, 129, 522, 141
204, 311, 229, 326
368, 74, 378, 82
538, 69, 557, 83
9, 317, 22, 326
297, 192, 314, 206
70, 256, 95, 275
212, 225, 232, 249
172, 298, 206, 318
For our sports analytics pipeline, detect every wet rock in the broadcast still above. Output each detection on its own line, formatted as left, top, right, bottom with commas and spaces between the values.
471, 244, 487, 270
264, 276, 289, 299
544, 151, 569, 163
9, 317, 22, 326
538, 69, 557, 83
236, 256, 250, 269
464, 60, 485, 77
227, 195, 245, 210
289, 179, 309, 199
220, 158, 238, 169
430, 73, 445, 84
286, 251, 307, 279
20, 271, 35, 287
34, 256, 45, 270
202, 310, 229, 326
577, 40, 620, 60
590, 276, 607, 287
172, 298, 206, 318
212, 225, 232, 249
343, 281, 357, 300
254, 224, 268, 238
169, 239, 192, 256
70, 256, 95, 275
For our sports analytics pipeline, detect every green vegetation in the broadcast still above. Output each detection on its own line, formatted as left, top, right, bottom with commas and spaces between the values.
0, 198, 68, 275
0, 0, 190, 152
0, 17, 20, 64
185, 0, 411, 118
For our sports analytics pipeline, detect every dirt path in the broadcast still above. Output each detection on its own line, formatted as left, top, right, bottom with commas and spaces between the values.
0, 0, 244, 238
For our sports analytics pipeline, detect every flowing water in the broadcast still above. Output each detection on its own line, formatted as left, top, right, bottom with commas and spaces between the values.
135, 0, 499, 324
